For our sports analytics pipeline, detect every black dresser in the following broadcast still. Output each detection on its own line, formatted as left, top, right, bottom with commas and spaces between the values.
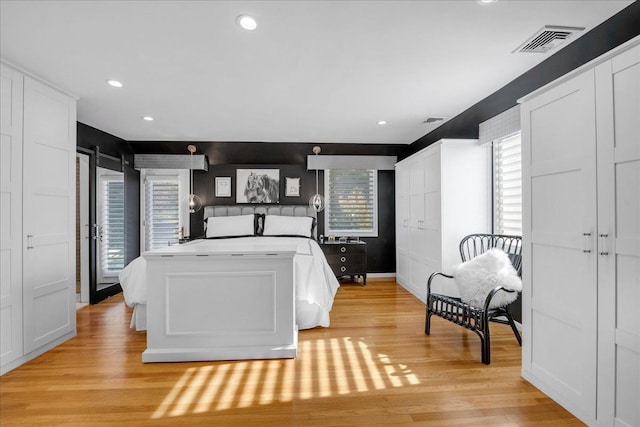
319, 241, 367, 285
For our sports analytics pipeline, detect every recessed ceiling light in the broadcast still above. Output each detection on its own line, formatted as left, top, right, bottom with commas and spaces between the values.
478, 0, 497, 4
377, 120, 387, 125
142, 116, 154, 121
107, 80, 123, 88
237, 15, 257, 31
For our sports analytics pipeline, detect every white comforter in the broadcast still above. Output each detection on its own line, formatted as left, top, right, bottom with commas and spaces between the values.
119, 237, 340, 330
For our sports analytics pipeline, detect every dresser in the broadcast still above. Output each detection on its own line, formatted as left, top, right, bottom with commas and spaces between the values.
320, 241, 367, 285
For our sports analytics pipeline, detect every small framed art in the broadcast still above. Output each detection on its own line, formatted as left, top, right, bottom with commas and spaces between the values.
285, 177, 300, 197
215, 176, 232, 197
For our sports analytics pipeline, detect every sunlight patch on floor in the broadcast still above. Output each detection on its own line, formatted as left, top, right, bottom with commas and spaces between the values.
151, 336, 421, 419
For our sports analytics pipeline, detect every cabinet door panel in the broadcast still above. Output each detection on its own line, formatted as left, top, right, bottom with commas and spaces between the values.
0, 65, 23, 369
522, 69, 598, 422
423, 147, 441, 193
22, 77, 76, 353
596, 47, 640, 427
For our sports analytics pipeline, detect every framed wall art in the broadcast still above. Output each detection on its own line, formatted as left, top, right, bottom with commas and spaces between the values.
215, 176, 232, 197
285, 177, 300, 197
236, 169, 280, 203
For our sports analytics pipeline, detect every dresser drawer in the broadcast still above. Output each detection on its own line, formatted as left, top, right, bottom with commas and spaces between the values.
320, 242, 367, 285
321, 243, 366, 255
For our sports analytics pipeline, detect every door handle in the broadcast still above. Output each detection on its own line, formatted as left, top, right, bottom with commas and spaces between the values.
582, 232, 591, 253
599, 234, 609, 256
26, 234, 34, 250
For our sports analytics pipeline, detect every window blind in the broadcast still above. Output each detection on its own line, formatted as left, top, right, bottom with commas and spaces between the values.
325, 169, 377, 236
100, 178, 125, 275
144, 178, 180, 249
494, 132, 522, 236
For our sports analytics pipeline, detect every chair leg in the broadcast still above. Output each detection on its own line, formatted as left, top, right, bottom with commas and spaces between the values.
480, 335, 490, 364
425, 309, 432, 335
482, 315, 491, 365
506, 312, 522, 346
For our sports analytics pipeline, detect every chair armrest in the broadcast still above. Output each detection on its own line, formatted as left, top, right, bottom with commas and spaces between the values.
427, 272, 454, 296
482, 286, 519, 313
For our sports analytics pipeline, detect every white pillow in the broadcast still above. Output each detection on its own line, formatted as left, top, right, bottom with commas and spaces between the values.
454, 248, 522, 309
205, 214, 255, 238
263, 215, 314, 238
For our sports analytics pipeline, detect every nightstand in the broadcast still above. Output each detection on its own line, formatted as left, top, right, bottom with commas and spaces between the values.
319, 241, 367, 285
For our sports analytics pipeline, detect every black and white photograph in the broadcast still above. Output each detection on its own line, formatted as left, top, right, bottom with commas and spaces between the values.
236, 169, 280, 203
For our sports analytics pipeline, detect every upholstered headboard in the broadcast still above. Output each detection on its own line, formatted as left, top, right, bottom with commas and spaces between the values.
203, 205, 318, 238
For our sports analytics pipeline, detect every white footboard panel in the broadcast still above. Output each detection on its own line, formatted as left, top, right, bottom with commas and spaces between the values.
142, 246, 297, 363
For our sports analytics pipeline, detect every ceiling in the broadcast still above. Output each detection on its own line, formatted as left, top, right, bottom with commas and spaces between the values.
0, 1, 632, 144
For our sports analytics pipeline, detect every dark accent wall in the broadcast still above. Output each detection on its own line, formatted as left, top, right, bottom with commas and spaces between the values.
404, 1, 640, 158
129, 141, 405, 273
78, 123, 140, 302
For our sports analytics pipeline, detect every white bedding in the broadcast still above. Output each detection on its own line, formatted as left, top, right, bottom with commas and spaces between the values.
119, 237, 340, 330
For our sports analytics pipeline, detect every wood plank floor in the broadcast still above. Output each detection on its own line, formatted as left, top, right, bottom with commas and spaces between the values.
0, 279, 582, 426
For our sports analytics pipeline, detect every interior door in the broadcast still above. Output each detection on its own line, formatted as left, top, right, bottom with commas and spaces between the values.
521, 69, 598, 422
595, 46, 640, 427
96, 167, 125, 289
22, 76, 76, 353
77, 153, 90, 303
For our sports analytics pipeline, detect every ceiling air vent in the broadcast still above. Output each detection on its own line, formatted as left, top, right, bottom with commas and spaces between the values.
513, 25, 585, 54
423, 117, 445, 124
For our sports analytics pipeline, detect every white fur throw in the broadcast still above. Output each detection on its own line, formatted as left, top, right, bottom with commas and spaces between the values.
454, 248, 522, 309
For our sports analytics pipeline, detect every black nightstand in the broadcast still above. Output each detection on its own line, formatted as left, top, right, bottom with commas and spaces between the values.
320, 241, 367, 286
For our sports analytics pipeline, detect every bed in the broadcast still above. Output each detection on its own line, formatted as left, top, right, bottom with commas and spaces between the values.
119, 205, 340, 362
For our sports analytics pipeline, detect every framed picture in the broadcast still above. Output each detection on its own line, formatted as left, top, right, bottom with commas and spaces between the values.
215, 176, 231, 197
236, 169, 280, 203
285, 177, 300, 197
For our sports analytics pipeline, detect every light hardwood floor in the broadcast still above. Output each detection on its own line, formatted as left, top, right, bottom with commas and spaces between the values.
0, 279, 582, 426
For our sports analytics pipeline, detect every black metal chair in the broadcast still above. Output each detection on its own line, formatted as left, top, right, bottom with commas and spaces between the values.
425, 234, 522, 364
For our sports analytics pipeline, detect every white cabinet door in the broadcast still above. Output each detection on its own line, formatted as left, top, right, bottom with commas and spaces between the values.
0, 65, 24, 368
521, 70, 598, 423
22, 77, 76, 353
595, 46, 640, 427
395, 164, 410, 285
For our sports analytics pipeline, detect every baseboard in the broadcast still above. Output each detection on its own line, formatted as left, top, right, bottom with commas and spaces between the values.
366, 273, 396, 279
396, 280, 426, 304
1, 330, 76, 375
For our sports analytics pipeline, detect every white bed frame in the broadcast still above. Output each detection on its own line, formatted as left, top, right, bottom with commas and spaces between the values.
141, 205, 316, 363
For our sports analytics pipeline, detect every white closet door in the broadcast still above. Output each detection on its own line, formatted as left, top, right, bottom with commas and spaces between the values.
596, 46, 640, 427
0, 65, 24, 367
22, 77, 76, 353
521, 70, 598, 422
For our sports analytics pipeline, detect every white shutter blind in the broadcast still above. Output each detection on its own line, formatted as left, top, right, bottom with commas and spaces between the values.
145, 178, 180, 249
325, 169, 377, 236
494, 132, 522, 236
100, 178, 125, 274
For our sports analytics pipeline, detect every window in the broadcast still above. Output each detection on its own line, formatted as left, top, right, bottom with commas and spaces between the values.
141, 169, 189, 251
493, 132, 522, 236
324, 169, 377, 237
97, 171, 124, 279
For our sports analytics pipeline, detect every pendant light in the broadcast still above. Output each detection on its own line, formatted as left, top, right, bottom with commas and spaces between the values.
309, 146, 325, 212
187, 144, 202, 213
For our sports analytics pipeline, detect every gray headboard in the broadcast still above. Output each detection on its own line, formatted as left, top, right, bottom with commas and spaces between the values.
203, 205, 316, 219
203, 205, 318, 238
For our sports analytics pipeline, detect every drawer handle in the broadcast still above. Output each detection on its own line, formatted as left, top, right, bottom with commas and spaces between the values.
340, 266, 347, 272
340, 246, 346, 253
341, 256, 346, 262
